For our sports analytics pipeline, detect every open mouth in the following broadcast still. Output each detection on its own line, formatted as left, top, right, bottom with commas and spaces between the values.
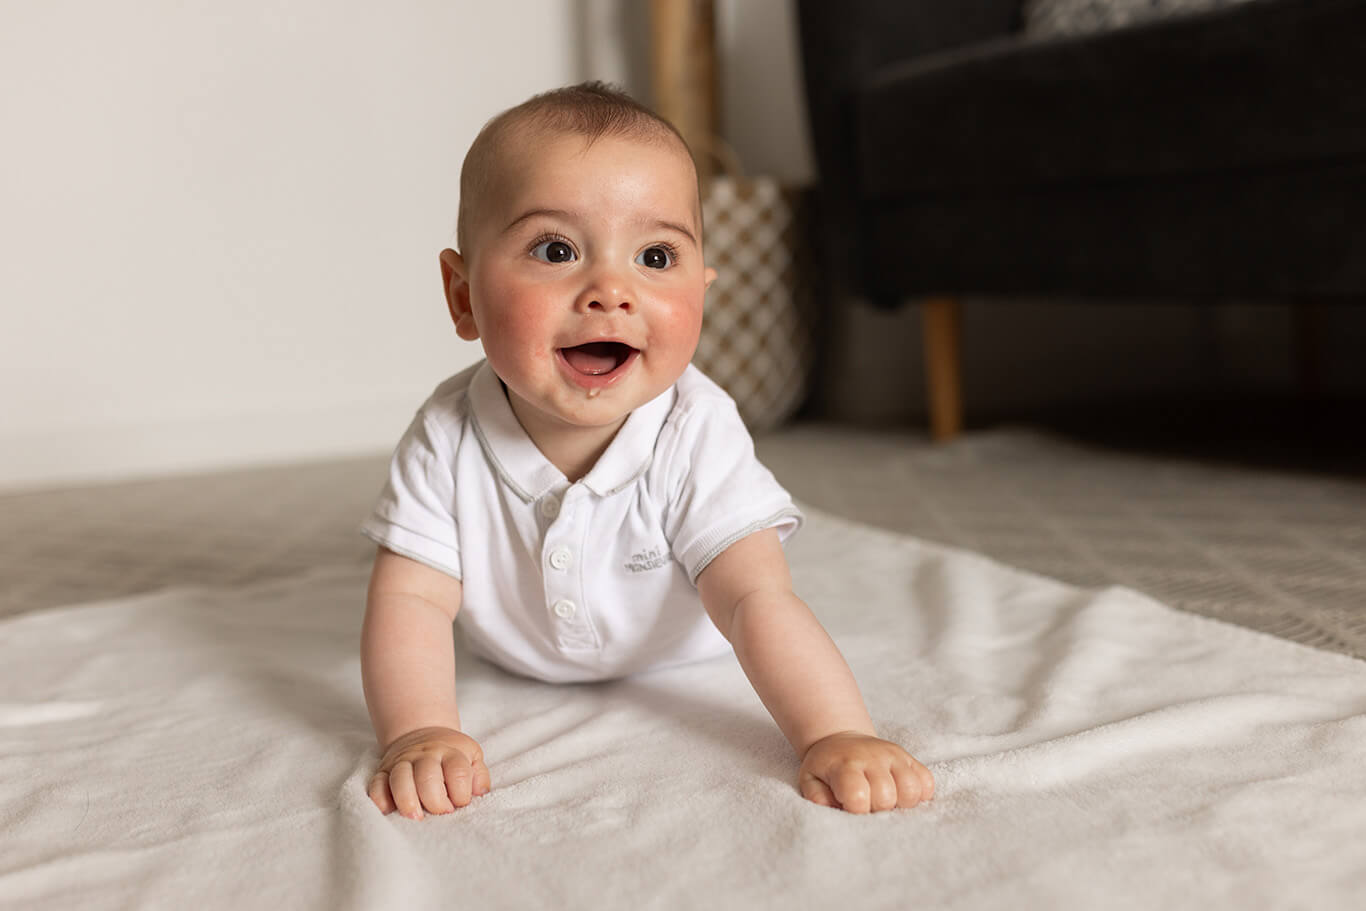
559, 341, 638, 377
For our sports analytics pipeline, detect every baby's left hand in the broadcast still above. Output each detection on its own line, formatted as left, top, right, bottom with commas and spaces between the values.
798, 731, 935, 813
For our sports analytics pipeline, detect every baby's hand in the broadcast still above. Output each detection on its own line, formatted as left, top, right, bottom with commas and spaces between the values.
798, 731, 934, 813
367, 726, 491, 819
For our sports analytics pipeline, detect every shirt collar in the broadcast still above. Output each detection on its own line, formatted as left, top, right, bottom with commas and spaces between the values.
468, 360, 675, 502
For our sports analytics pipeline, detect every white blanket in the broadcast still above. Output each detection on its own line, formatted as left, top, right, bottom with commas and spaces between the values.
3, 508, 1364, 910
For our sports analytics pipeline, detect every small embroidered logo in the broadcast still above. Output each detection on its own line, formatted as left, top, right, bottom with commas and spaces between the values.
624, 546, 669, 573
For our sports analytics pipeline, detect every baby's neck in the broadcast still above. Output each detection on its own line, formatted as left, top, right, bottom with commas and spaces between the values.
504, 391, 627, 483
531, 421, 624, 483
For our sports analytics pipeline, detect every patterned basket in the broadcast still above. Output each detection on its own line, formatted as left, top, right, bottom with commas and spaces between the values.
694, 175, 816, 432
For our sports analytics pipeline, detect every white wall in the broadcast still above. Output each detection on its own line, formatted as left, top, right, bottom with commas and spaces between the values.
0, 1, 579, 490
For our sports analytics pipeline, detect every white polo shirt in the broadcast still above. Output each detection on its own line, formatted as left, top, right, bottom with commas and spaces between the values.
361, 360, 803, 683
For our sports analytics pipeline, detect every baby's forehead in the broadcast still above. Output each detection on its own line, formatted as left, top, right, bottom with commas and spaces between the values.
458, 118, 704, 255
499, 123, 693, 178
483, 126, 700, 211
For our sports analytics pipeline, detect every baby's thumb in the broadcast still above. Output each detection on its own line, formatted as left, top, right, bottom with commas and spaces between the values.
799, 772, 837, 809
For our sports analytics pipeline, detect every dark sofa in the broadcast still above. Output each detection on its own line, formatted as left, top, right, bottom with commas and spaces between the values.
795, 0, 1366, 438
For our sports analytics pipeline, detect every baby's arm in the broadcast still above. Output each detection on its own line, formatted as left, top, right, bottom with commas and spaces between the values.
360, 547, 490, 818
696, 529, 934, 813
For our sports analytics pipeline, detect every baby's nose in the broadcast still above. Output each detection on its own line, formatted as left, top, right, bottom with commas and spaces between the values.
576, 279, 634, 313
587, 296, 633, 312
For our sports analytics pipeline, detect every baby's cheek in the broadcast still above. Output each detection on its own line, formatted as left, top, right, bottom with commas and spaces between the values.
654, 298, 704, 359
481, 299, 555, 362
483, 300, 537, 341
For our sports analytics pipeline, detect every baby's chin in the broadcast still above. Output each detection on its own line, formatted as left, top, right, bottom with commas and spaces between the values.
554, 385, 655, 428
504, 381, 635, 434
548, 396, 632, 425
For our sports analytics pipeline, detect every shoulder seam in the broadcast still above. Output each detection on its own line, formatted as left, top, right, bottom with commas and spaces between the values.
416, 378, 476, 454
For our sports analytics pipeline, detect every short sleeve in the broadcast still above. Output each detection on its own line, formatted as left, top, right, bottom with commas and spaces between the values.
360, 412, 463, 580
663, 396, 803, 583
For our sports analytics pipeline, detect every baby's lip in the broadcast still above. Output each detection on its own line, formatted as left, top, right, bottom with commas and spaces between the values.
556, 340, 640, 389
559, 336, 640, 351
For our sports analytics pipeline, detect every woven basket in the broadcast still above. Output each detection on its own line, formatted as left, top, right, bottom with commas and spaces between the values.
694, 173, 815, 432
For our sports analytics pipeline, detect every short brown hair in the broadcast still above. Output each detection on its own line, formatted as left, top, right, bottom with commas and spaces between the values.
456, 81, 693, 253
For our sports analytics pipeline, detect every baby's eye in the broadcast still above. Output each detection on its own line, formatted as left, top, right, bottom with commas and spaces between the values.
635, 245, 675, 270
530, 239, 576, 264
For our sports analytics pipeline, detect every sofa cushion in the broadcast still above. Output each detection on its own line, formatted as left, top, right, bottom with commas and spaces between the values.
1023, 0, 1256, 37
864, 160, 1366, 297
856, 0, 1366, 199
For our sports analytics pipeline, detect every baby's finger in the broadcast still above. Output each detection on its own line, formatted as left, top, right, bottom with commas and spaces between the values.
918, 763, 936, 801
892, 764, 927, 808
388, 760, 423, 820
442, 754, 475, 808
471, 758, 492, 797
799, 772, 838, 809
368, 771, 397, 814
832, 768, 873, 814
414, 755, 455, 815
868, 769, 899, 813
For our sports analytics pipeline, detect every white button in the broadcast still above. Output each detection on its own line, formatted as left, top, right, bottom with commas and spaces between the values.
539, 496, 560, 518
548, 547, 572, 570
552, 599, 576, 619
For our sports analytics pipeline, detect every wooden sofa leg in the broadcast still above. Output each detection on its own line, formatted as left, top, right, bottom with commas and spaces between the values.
922, 296, 963, 441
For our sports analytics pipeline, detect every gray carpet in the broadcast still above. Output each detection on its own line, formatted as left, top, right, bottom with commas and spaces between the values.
3, 423, 1363, 661
757, 425, 1366, 660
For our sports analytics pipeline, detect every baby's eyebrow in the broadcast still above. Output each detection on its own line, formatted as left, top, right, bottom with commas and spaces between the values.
502, 207, 581, 235
652, 220, 698, 246
501, 208, 698, 246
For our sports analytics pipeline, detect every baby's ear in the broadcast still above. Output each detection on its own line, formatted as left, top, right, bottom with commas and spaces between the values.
439, 248, 480, 341
704, 266, 718, 289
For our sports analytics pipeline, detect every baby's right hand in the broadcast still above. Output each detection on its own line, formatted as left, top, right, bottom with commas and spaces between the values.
367, 726, 491, 819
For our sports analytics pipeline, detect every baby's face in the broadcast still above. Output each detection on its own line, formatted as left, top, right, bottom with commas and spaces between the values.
447, 130, 714, 439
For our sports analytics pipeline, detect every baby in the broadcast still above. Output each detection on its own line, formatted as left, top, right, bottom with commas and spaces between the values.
359, 81, 934, 818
